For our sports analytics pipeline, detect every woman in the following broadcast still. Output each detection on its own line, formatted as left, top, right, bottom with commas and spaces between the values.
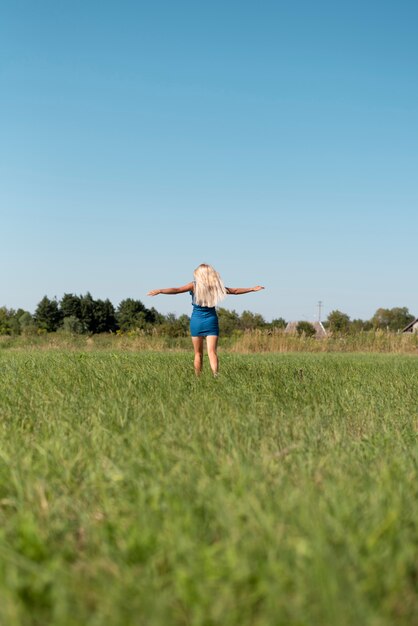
148, 264, 264, 376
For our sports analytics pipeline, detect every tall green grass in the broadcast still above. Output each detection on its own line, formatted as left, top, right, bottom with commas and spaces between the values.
1, 328, 418, 353
0, 352, 417, 625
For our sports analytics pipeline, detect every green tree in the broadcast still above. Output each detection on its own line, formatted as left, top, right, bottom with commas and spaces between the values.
79, 293, 96, 333
117, 299, 148, 331
270, 317, 286, 329
239, 310, 266, 330
351, 318, 373, 333
372, 308, 391, 330
0, 307, 12, 335
60, 294, 117, 333
18, 311, 33, 329
0, 308, 30, 335
147, 307, 165, 325
60, 294, 82, 320
372, 307, 414, 332
7, 311, 21, 335
93, 299, 117, 333
158, 313, 190, 337
388, 307, 412, 331
34, 296, 62, 332
327, 310, 351, 334
217, 308, 240, 335
62, 316, 85, 334
296, 321, 316, 337
19, 310, 37, 336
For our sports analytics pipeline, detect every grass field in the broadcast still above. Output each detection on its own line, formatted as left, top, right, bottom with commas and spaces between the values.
2, 328, 418, 354
1, 351, 418, 625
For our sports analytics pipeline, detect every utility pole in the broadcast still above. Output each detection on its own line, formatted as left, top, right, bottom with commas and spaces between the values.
317, 301, 323, 322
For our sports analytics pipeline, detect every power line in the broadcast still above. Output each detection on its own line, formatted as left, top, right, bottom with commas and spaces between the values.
317, 300, 323, 322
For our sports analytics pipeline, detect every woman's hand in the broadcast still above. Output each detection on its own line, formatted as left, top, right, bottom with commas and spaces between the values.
147, 289, 161, 296
252, 286, 265, 292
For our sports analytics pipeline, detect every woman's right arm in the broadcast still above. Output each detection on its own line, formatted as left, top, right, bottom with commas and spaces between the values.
226, 286, 265, 295
147, 282, 194, 296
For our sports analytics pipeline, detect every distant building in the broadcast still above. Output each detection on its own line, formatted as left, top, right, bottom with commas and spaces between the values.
402, 318, 418, 333
285, 321, 327, 339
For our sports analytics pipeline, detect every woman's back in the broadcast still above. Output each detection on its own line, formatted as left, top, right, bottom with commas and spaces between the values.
190, 283, 216, 313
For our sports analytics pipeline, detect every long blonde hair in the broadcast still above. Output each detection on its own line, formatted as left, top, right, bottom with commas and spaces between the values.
193, 264, 227, 307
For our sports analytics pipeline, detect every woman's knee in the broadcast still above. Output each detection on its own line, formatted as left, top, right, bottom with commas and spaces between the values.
192, 338, 204, 355
207, 347, 217, 358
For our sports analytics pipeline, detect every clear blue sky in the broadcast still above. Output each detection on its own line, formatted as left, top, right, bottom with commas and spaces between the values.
1, 1, 417, 322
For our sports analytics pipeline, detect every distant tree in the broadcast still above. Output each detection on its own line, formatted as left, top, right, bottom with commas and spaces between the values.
0, 307, 12, 335
296, 321, 316, 337
0, 308, 30, 335
93, 299, 117, 333
60, 294, 82, 320
177, 314, 190, 333
372, 308, 390, 330
2, 309, 35, 336
372, 307, 414, 332
351, 318, 373, 333
163, 312, 176, 324
18, 311, 33, 329
270, 317, 286, 329
217, 308, 240, 335
327, 310, 351, 334
34, 296, 62, 332
62, 316, 84, 334
147, 306, 165, 325
239, 310, 266, 330
158, 313, 190, 337
7, 310, 21, 335
117, 299, 148, 331
390, 307, 414, 331
19, 310, 37, 336
60, 293, 117, 334
79, 293, 96, 333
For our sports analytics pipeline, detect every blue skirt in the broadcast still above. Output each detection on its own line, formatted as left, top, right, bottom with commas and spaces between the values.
190, 308, 219, 337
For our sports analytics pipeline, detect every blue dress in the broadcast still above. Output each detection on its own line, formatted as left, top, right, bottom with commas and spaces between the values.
189, 288, 219, 337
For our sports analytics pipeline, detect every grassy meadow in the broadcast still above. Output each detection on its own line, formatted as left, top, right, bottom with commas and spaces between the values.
0, 350, 418, 625
1, 327, 418, 354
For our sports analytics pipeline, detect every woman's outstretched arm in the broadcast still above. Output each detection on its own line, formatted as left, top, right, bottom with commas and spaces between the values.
147, 282, 194, 296
226, 286, 265, 295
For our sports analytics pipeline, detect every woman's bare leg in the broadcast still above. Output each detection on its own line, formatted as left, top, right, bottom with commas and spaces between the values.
192, 337, 204, 376
206, 336, 219, 376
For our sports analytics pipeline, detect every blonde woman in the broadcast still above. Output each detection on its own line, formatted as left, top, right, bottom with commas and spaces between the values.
148, 264, 264, 376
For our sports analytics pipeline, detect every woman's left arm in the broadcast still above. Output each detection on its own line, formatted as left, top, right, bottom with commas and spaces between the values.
226, 286, 265, 295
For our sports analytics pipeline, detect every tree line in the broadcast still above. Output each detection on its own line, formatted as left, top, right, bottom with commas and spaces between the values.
294, 308, 415, 337
0, 293, 287, 337
0, 293, 415, 337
